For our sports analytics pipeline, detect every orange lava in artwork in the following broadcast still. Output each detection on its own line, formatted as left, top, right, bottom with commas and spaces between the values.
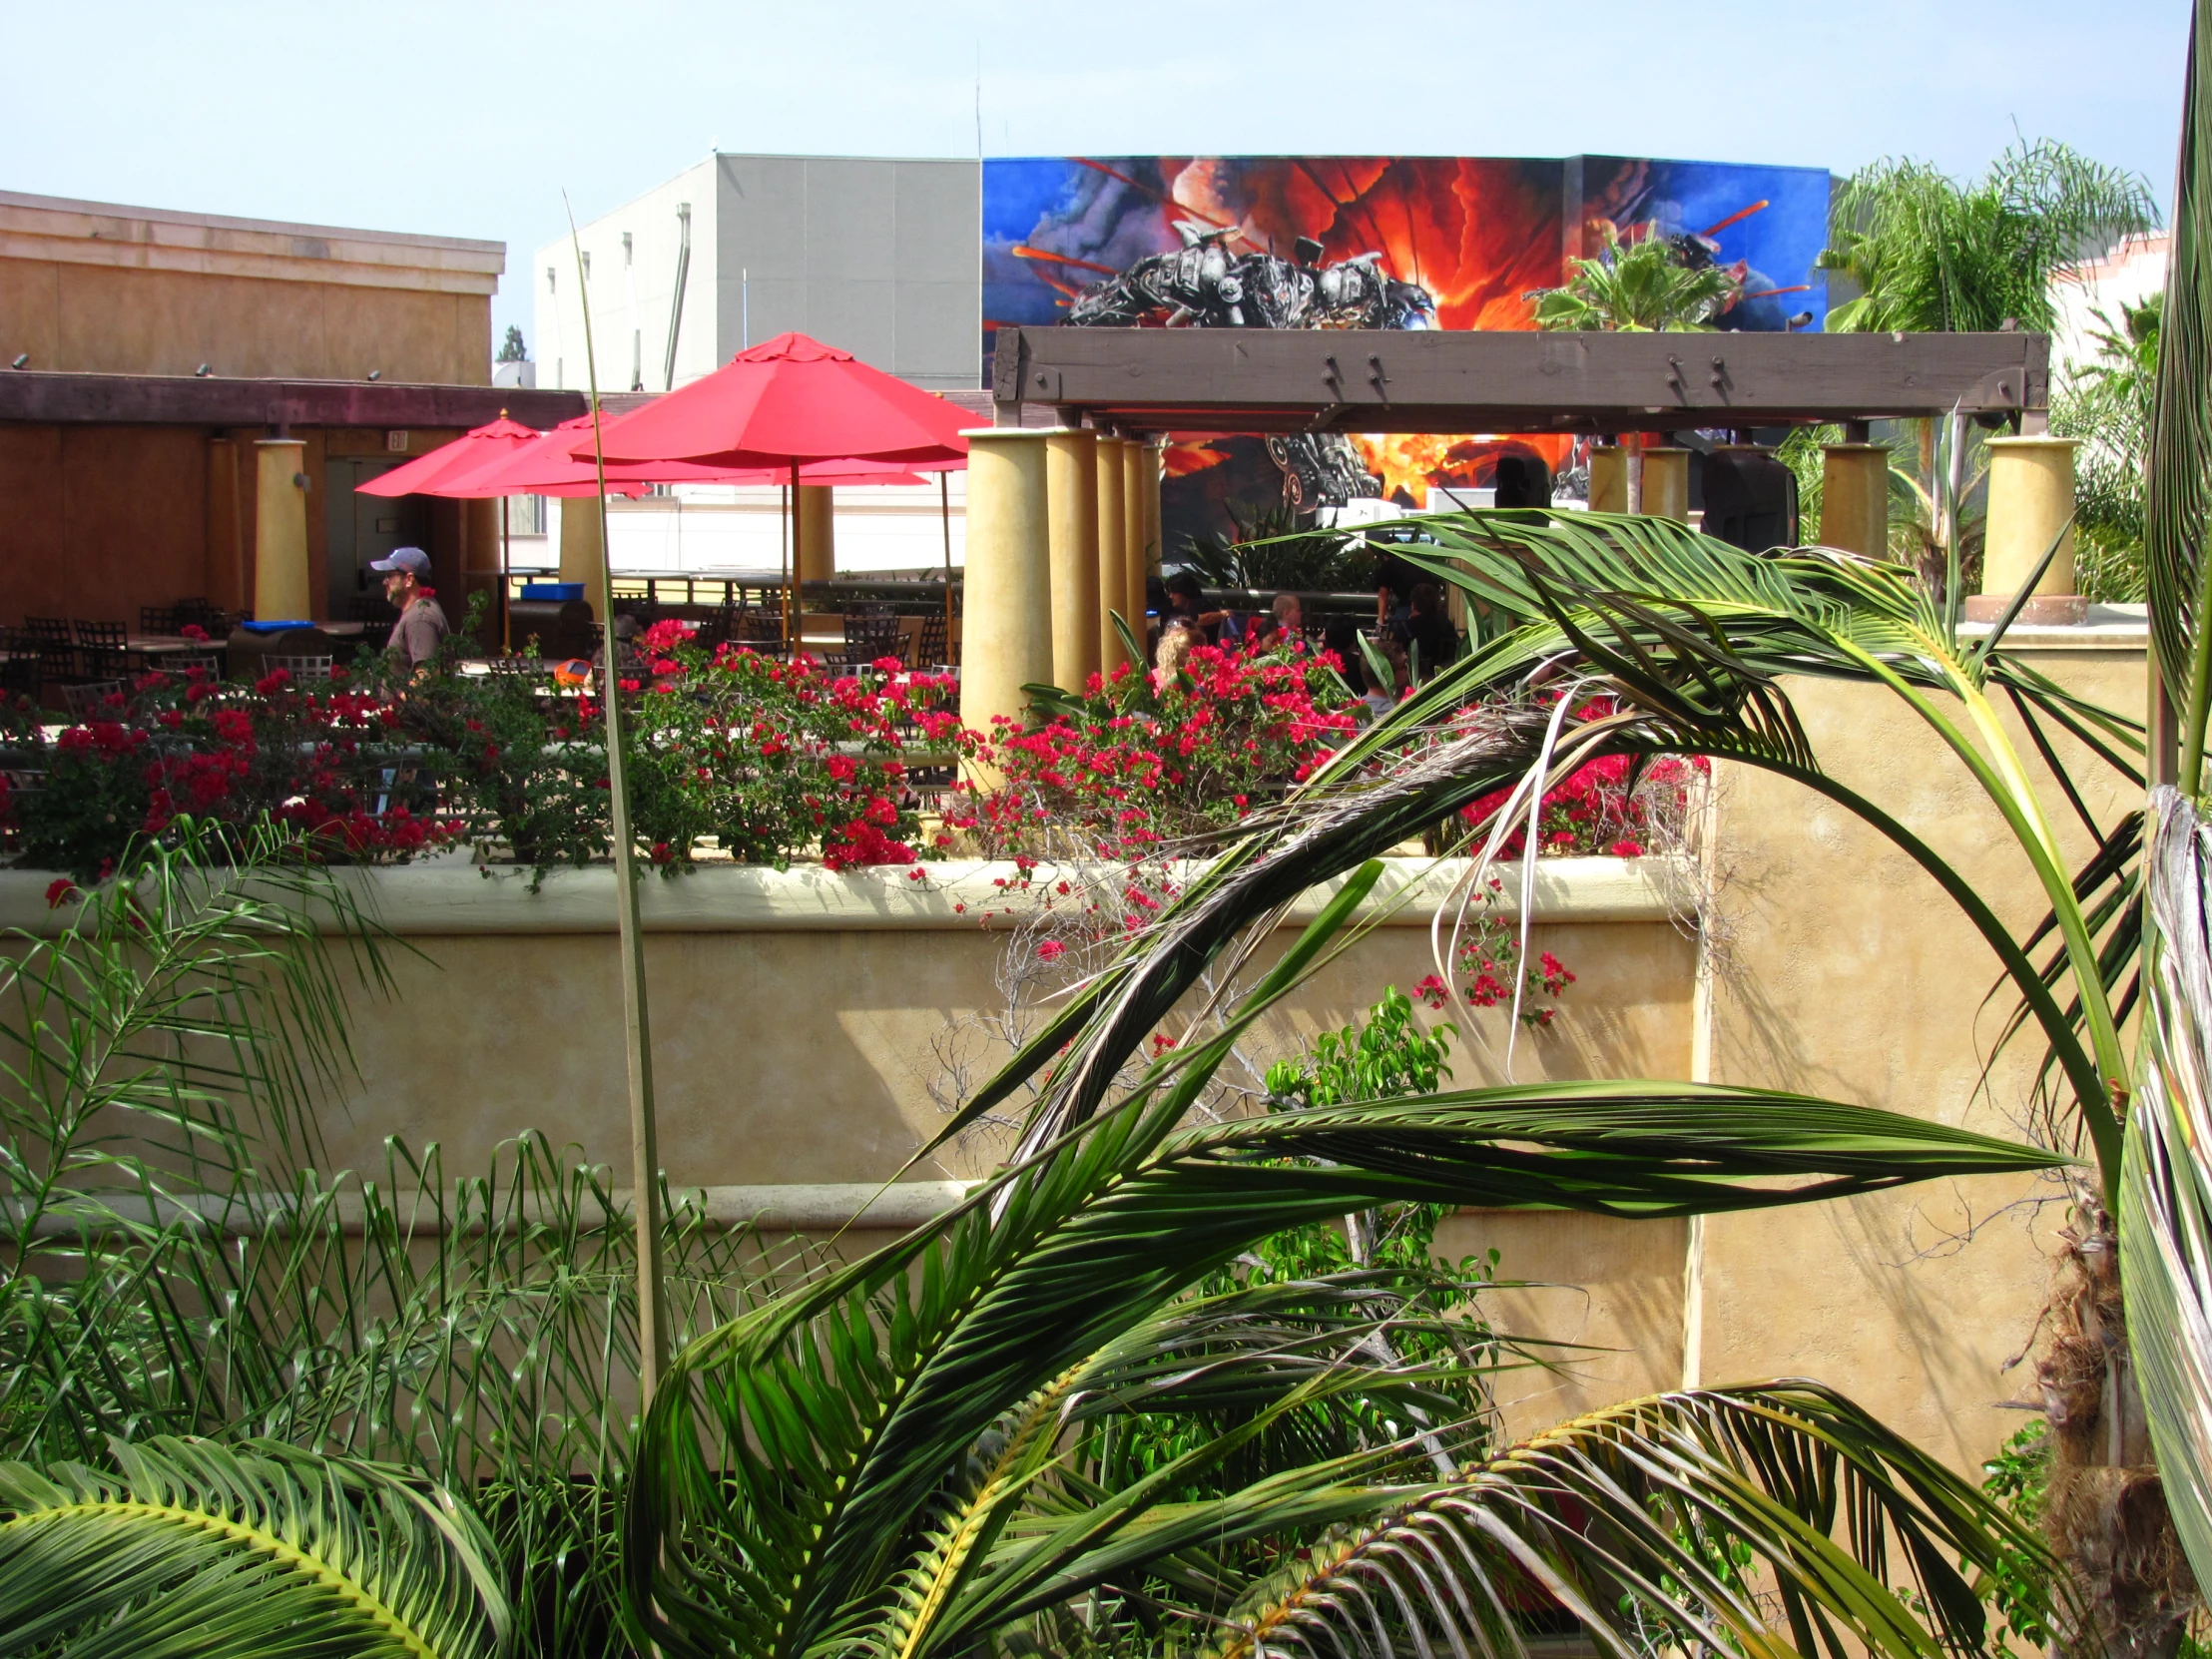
1348, 432, 1576, 504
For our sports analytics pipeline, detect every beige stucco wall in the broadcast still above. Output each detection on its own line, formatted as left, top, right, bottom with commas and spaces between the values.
290, 863, 1693, 1194
0, 189, 502, 383
1698, 638, 2145, 1472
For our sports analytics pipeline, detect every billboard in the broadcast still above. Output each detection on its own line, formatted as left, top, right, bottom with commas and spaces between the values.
982, 154, 1831, 544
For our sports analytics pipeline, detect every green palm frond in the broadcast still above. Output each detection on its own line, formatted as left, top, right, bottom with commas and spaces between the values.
2151, 10, 2212, 790
0, 1434, 510, 1659
1205, 1383, 2056, 1659
1534, 226, 1736, 332
1374, 511, 2136, 1192
2124, 790, 2212, 1592
624, 878, 2062, 1658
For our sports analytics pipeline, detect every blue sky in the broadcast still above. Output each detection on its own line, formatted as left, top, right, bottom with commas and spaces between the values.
2, 0, 2188, 357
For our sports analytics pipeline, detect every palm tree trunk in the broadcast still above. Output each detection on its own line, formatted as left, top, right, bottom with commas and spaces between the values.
2041, 1208, 2193, 1659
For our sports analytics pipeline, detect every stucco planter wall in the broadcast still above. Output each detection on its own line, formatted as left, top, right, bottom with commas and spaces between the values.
3, 852, 1699, 1437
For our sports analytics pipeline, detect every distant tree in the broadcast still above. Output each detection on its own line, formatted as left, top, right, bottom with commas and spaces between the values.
496, 324, 527, 363
2053, 292, 2162, 600
1819, 140, 2156, 334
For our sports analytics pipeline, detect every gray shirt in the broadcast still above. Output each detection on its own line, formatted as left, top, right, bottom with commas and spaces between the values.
387, 595, 449, 668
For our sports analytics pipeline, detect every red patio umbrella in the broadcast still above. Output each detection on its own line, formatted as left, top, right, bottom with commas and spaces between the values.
465, 414, 931, 495
585, 332, 970, 471
356, 414, 542, 498
572, 331, 970, 645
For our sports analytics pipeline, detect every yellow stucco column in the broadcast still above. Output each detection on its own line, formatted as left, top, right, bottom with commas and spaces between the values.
1140, 439, 1165, 577
1588, 446, 1623, 513
1121, 438, 1152, 660
1044, 429, 1100, 691
557, 497, 607, 600
1820, 444, 1891, 558
253, 438, 311, 621
1971, 435, 2083, 624
796, 484, 835, 584
958, 430, 1053, 772
1094, 436, 1131, 675
1641, 448, 1689, 521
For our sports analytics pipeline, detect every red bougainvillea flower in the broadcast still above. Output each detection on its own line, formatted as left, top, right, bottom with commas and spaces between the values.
44, 877, 77, 909
1036, 938, 1066, 961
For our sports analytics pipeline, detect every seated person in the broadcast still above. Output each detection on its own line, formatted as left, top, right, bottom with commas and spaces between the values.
1153, 616, 1198, 687
1320, 617, 1363, 680
1161, 571, 1230, 652
1404, 582, 1461, 683
1370, 539, 1421, 640
1258, 592, 1304, 652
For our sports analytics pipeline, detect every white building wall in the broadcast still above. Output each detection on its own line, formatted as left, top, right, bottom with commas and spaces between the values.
2050, 234, 2168, 377
535, 157, 719, 393
535, 477, 968, 578
540, 154, 979, 393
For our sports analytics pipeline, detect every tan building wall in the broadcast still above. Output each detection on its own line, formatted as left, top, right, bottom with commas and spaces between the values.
0, 190, 502, 385
1698, 636, 2145, 1472
0, 423, 471, 631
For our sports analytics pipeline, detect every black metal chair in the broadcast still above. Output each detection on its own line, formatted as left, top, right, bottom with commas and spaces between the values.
267, 654, 333, 685
23, 617, 77, 685
140, 605, 181, 636
73, 619, 130, 683
0, 645, 38, 702
840, 612, 907, 671
172, 598, 228, 635
61, 681, 128, 720
914, 612, 951, 670
737, 608, 787, 657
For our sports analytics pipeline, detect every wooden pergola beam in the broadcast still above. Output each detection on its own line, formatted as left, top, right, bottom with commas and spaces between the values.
0, 369, 587, 430
991, 326, 2049, 435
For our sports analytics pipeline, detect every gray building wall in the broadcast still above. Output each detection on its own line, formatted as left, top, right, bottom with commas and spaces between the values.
539, 155, 979, 394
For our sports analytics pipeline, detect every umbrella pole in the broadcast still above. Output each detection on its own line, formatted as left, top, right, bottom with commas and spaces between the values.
940, 471, 954, 668
781, 480, 791, 657
789, 458, 801, 657
498, 495, 510, 655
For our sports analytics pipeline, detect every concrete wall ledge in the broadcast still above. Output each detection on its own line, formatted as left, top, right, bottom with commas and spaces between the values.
14, 1180, 975, 1240
1, 854, 1684, 937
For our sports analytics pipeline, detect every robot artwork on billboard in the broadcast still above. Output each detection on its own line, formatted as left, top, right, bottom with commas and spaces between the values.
981, 154, 1832, 545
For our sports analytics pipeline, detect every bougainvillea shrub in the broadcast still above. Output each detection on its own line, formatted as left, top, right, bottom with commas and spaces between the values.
1453, 696, 1710, 858
0, 619, 956, 883
946, 639, 1362, 858
0, 665, 459, 880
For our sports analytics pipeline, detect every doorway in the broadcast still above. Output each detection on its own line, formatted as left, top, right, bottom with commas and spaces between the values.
325, 459, 432, 620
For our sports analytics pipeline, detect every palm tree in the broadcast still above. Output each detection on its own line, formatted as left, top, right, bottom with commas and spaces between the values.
2055, 294, 2163, 599
0, 827, 791, 1655
1534, 226, 1736, 514
624, 858, 2062, 1659
1820, 141, 2157, 335
1532, 225, 1738, 333
0, 827, 2063, 1658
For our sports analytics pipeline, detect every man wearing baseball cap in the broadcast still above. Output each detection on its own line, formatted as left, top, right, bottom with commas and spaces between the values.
370, 547, 448, 671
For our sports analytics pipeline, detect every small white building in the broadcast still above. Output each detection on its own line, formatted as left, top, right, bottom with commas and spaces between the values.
527, 154, 981, 577
2051, 233, 2168, 376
